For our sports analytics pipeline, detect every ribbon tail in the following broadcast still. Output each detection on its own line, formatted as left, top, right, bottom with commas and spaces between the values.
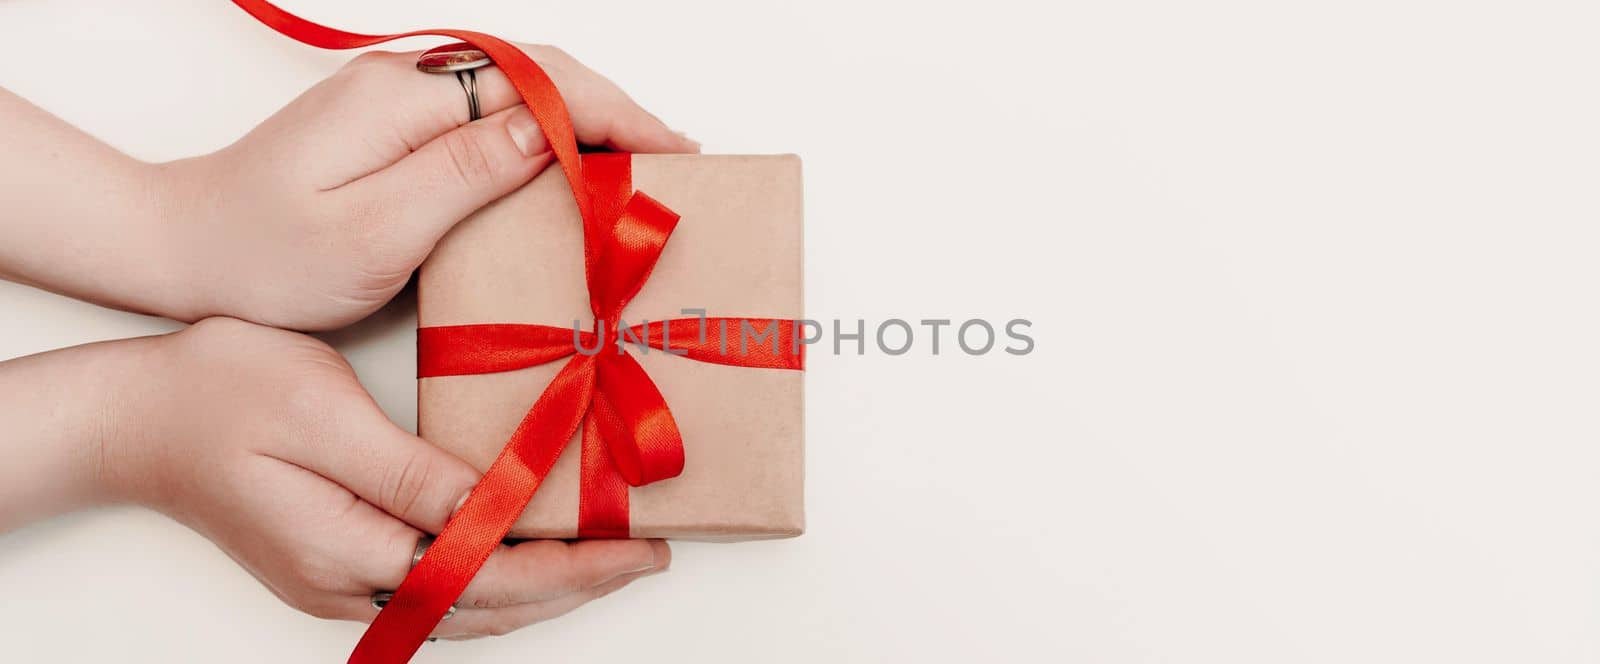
351, 355, 597, 664
577, 405, 631, 539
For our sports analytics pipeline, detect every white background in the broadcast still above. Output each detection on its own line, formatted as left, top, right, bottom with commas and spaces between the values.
1, 0, 1598, 661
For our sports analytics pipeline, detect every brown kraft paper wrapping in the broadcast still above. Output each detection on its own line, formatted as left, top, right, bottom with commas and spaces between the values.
418, 154, 804, 541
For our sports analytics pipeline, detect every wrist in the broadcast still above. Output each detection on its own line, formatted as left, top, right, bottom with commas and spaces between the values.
0, 88, 223, 322
91, 330, 200, 512
0, 334, 167, 530
140, 157, 224, 323
83, 335, 171, 509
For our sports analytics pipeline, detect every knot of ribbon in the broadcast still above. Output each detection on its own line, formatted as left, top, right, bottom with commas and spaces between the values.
231, 1, 804, 662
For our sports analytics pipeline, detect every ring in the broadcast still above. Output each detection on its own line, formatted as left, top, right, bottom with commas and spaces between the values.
371, 591, 457, 620
413, 534, 434, 569
417, 43, 494, 122
370, 535, 453, 620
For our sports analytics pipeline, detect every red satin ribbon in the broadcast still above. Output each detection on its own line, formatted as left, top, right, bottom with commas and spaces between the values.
230, 2, 803, 662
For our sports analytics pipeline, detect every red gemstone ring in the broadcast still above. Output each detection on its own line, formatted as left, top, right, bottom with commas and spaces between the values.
417, 42, 494, 121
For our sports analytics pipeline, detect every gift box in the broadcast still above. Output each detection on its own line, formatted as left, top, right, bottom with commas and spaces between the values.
417, 154, 805, 541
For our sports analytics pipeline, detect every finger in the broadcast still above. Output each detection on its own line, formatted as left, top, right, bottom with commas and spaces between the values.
460, 539, 667, 609
238, 457, 427, 619
349, 47, 697, 156
433, 566, 662, 639
357, 537, 667, 609
290, 406, 480, 534
334, 103, 553, 251
542, 58, 700, 153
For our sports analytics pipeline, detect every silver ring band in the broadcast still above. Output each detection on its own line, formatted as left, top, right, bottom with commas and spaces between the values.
413, 534, 435, 569
370, 591, 456, 620
457, 69, 481, 122
370, 535, 453, 620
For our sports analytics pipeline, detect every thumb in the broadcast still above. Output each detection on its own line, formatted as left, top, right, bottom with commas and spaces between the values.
339, 104, 552, 249
301, 409, 484, 534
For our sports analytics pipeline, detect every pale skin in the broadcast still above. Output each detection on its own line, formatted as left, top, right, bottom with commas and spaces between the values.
0, 44, 698, 639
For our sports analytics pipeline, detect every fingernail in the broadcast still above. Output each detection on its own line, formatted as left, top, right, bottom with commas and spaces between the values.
623, 542, 663, 574
648, 539, 671, 571
506, 106, 543, 157
451, 492, 470, 516
676, 131, 701, 152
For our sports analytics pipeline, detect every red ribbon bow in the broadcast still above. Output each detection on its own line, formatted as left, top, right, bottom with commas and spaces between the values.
231, 2, 804, 661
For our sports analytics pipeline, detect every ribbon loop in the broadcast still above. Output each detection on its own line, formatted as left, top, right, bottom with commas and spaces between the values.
593, 192, 680, 319
584, 153, 680, 321
594, 351, 686, 486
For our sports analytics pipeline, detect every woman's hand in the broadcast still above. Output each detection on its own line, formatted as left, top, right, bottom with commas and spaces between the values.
160, 46, 697, 331
75, 317, 667, 638
0, 45, 695, 331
